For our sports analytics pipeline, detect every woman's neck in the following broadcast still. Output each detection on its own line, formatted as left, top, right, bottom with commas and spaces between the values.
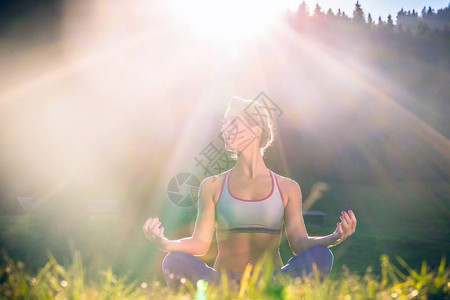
234, 148, 268, 178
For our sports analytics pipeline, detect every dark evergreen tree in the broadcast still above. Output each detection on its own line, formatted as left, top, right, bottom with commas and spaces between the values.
387, 14, 394, 30
397, 8, 406, 22
326, 8, 334, 18
314, 3, 323, 17
341, 11, 349, 20
297, 1, 309, 20
353, 1, 365, 23
437, 5, 450, 20
367, 13, 373, 26
378, 16, 384, 26
397, 7, 419, 32
421, 6, 427, 18
426, 6, 434, 18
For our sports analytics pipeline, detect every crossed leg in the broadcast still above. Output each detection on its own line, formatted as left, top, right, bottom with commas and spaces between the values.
161, 245, 333, 290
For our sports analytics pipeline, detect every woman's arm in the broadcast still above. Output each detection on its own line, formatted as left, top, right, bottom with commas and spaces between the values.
283, 178, 357, 255
143, 177, 217, 256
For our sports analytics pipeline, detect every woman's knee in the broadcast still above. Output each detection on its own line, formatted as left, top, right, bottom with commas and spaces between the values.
308, 245, 334, 271
162, 251, 194, 274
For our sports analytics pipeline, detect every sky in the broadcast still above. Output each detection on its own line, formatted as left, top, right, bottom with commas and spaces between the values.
290, 0, 450, 20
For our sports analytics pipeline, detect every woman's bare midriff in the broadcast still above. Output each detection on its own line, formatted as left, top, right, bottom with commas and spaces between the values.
210, 171, 287, 273
213, 231, 284, 273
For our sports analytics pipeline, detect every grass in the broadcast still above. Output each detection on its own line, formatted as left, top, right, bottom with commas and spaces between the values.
0, 249, 448, 299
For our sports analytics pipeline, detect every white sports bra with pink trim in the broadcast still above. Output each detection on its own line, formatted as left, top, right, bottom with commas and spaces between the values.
215, 168, 285, 234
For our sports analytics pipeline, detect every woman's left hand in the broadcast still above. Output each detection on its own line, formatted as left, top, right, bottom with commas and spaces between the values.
330, 210, 357, 246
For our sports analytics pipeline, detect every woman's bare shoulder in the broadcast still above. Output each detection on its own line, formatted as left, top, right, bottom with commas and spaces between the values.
199, 170, 229, 193
271, 171, 301, 192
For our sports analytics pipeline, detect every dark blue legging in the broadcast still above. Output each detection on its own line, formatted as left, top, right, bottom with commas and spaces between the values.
162, 245, 333, 289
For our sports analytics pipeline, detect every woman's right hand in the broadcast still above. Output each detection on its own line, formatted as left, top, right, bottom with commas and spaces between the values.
143, 217, 169, 251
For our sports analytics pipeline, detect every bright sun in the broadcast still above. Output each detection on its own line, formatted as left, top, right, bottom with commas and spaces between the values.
165, 0, 290, 43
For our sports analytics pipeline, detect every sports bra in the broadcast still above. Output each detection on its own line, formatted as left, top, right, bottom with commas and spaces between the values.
215, 168, 285, 234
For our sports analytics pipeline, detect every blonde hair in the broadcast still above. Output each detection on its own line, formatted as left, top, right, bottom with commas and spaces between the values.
225, 96, 274, 159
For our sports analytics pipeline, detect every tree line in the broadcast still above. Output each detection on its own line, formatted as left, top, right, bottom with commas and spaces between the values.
284, 1, 450, 37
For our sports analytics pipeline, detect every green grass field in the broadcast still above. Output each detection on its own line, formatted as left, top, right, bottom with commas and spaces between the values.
0, 247, 448, 299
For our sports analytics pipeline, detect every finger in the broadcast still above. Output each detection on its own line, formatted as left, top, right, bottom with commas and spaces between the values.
339, 217, 349, 238
350, 221, 356, 233
343, 212, 356, 235
145, 219, 156, 233
342, 211, 351, 224
154, 221, 163, 233
341, 217, 350, 233
160, 226, 164, 237
346, 214, 356, 233
337, 222, 344, 237
157, 225, 165, 238
143, 221, 151, 234
150, 221, 162, 233
343, 215, 353, 233
340, 215, 349, 229
153, 227, 160, 238
146, 217, 159, 231
349, 210, 357, 226
143, 218, 152, 231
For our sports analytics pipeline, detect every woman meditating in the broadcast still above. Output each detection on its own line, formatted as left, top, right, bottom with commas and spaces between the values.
143, 96, 357, 289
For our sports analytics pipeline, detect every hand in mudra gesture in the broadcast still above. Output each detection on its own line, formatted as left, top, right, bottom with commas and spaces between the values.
330, 210, 357, 246
143, 217, 169, 251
